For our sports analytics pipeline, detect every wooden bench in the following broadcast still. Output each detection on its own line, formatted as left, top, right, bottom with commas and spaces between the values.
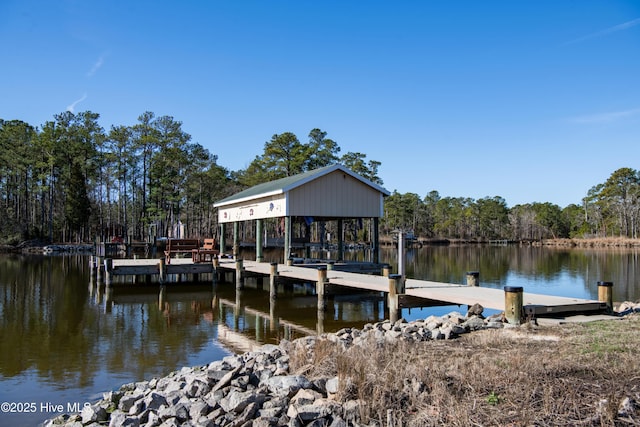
192, 238, 219, 263
164, 239, 200, 264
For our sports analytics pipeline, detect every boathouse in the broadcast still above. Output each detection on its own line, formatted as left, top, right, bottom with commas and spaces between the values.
213, 164, 390, 263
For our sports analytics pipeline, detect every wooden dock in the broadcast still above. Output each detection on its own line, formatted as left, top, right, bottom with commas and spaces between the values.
96, 256, 609, 320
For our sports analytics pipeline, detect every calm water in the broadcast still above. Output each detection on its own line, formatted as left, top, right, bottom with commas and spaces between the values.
1, 245, 639, 426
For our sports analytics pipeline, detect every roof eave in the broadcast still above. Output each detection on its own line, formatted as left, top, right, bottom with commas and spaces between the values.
213, 189, 284, 208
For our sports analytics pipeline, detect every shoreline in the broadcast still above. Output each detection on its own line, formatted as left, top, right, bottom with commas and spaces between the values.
45, 302, 640, 427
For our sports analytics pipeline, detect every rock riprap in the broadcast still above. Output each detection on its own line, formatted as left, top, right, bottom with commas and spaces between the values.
46, 303, 638, 427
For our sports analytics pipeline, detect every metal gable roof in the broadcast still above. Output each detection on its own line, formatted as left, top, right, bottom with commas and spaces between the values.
214, 164, 389, 208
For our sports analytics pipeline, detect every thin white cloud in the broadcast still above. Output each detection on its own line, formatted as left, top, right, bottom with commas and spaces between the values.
564, 17, 640, 46
87, 52, 108, 77
569, 108, 640, 124
66, 93, 88, 113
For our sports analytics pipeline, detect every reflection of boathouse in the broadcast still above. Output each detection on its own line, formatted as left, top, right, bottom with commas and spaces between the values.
213, 164, 390, 263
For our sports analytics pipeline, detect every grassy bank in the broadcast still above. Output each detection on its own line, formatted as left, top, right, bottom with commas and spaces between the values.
538, 238, 640, 248
290, 315, 640, 426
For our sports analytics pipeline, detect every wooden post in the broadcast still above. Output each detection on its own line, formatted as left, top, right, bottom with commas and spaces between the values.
233, 221, 240, 259
397, 232, 406, 284
504, 286, 524, 325
388, 274, 402, 323
373, 217, 380, 264
269, 262, 278, 331
212, 255, 220, 283
219, 223, 226, 256
382, 264, 391, 277
597, 281, 613, 312
337, 219, 344, 261
256, 219, 264, 263
235, 258, 244, 289
284, 216, 291, 262
466, 271, 479, 286
158, 258, 166, 284
317, 266, 327, 335
104, 258, 113, 287
317, 267, 327, 312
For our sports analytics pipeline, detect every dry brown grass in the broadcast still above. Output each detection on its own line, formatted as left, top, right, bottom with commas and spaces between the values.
290, 315, 640, 426
540, 237, 640, 248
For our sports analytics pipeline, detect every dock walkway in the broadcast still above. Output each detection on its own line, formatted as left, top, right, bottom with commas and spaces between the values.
101, 257, 608, 318
215, 259, 606, 317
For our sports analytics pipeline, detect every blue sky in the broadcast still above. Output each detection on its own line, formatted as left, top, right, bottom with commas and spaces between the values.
1, 1, 639, 208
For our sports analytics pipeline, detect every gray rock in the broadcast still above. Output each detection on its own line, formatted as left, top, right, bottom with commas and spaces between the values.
211, 365, 241, 393
265, 375, 312, 397
188, 399, 210, 420
109, 411, 140, 427
220, 389, 265, 413
119, 393, 143, 412
466, 303, 484, 317
158, 402, 189, 422
326, 377, 340, 394
81, 404, 108, 424
143, 392, 168, 411
463, 316, 486, 331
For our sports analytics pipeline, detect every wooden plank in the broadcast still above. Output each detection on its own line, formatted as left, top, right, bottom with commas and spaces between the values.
111, 257, 607, 316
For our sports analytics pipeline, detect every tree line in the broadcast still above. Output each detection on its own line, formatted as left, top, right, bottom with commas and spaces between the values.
1, 111, 638, 244
0, 111, 380, 244
382, 167, 640, 241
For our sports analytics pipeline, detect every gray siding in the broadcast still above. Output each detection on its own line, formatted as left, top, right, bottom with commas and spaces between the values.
288, 170, 382, 217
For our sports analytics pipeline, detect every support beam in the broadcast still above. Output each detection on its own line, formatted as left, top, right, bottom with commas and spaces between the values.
233, 221, 239, 259
104, 258, 113, 287
256, 219, 264, 262
269, 262, 278, 331
284, 216, 291, 262
235, 258, 244, 290
219, 223, 226, 255
337, 219, 344, 261
373, 217, 380, 264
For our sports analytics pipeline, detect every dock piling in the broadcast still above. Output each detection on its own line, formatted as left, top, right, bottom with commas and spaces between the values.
466, 271, 479, 286
382, 264, 391, 277
388, 274, 403, 323
317, 266, 328, 334
269, 262, 278, 325
317, 266, 327, 312
104, 258, 113, 287
235, 259, 244, 289
597, 281, 613, 312
504, 286, 524, 325
158, 259, 166, 284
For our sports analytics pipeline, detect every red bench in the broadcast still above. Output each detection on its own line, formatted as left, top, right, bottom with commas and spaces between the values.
164, 239, 200, 264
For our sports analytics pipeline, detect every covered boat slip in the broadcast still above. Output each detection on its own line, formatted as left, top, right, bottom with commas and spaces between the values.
97, 164, 610, 322
213, 164, 390, 263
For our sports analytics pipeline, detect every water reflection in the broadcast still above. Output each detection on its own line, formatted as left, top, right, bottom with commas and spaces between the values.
1, 246, 639, 426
